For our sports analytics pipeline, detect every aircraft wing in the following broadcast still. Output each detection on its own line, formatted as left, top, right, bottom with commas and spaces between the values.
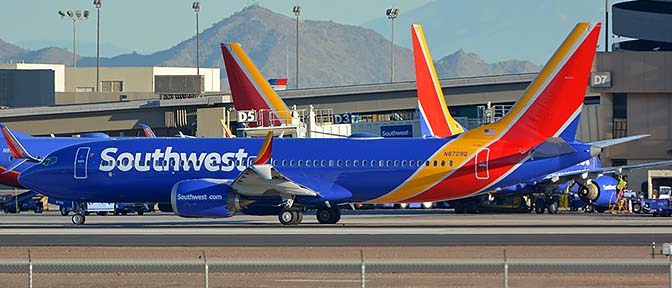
543, 160, 672, 182
230, 164, 319, 197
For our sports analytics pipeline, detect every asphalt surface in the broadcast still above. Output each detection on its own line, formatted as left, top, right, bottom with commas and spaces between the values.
1, 210, 671, 246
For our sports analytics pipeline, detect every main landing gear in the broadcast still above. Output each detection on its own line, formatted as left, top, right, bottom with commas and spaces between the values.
278, 209, 304, 225
316, 207, 341, 224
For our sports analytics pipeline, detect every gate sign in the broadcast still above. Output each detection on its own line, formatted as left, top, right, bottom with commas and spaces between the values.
381, 125, 413, 138
590, 72, 612, 88
237, 110, 257, 123
334, 113, 357, 124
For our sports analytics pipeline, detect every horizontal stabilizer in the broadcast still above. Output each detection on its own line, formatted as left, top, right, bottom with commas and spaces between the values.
529, 137, 577, 158
589, 134, 649, 148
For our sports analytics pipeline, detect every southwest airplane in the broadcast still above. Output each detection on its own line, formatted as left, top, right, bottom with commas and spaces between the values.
8, 22, 603, 225
411, 23, 672, 213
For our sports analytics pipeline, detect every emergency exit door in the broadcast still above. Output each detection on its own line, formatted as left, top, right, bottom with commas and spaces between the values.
475, 148, 490, 180
74, 147, 90, 179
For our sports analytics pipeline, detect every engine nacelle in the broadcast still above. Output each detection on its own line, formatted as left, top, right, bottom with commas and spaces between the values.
170, 179, 249, 218
578, 176, 618, 206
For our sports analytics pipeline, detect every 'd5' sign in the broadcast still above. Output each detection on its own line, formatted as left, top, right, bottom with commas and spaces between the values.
237, 110, 257, 123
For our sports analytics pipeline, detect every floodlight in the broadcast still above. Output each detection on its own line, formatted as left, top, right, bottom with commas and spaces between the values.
192, 2, 200, 11
67, 10, 74, 17
83, 10, 89, 18
293, 5, 300, 16
93, 0, 102, 8
76, 10, 82, 17
58, 10, 65, 17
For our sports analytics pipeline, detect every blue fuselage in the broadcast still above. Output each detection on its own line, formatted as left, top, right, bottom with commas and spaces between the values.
18, 137, 595, 204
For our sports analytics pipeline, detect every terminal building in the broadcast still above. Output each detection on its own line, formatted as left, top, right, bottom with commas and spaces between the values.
0, 0, 670, 193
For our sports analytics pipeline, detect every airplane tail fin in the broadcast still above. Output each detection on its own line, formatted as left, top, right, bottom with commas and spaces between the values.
479, 22, 600, 144
412, 24, 465, 138
0, 124, 40, 162
221, 43, 291, 126
138, 123, 156, 138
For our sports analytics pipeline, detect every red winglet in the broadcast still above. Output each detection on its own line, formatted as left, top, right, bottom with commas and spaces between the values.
253, 131, 273, 165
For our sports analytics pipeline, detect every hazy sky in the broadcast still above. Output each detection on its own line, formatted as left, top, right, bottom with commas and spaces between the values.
1, 0, 622, 62
0, 0, 432, 55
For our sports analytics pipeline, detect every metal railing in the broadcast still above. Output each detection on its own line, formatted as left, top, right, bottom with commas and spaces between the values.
2, 255, 672, 288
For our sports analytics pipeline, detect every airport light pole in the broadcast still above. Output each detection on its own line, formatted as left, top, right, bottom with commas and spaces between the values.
293, 5, 300, 89
93, 0, 102, 92
193, 2, 200, 77
59, 10, 89, 67
386, 8, 399, 83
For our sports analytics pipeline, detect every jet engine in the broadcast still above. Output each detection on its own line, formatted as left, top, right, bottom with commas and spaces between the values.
578, 176, 618, 206
170, 179, 253, 218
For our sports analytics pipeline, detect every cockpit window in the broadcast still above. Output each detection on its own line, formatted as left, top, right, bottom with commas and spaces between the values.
41, 156, 58, 167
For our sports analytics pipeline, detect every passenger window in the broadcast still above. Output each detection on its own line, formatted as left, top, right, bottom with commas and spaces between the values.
401, 160, 407, 167
353, 160, 359, 167
417, 160, 423, 167
379, 160, 385, 167
321, 160, 327, 167
305, 160, 311, 167
394, 160, 399, 167
441, 160, 446, 167
273, 160, 278, 166
329, 160, 334, 167
282, 160, 287, 166
433, 160, 438, 167
449, 160, 454, 167
298, 160, 303, 167
425, 161, 430, 167
290, 160, 295, 167
386, 160, 392, 167
409, 160, 415, 167
362, 160, 368, 167
370, 160, 376, 167
345, 160, 351, 167
313, 160, 319, 167
337, 160, 343, 167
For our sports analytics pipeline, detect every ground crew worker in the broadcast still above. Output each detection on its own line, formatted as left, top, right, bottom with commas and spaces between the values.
616, 175, 628, 200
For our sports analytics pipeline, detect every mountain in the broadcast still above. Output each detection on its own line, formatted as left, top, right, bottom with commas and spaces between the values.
434, 49, 540, 78
0, 5, 539, 89
0, 39, 29, 60
75, 5, 416, 90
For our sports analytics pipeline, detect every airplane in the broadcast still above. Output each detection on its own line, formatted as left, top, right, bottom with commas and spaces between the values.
410, 23, 672, 214
7, 22, 606, 226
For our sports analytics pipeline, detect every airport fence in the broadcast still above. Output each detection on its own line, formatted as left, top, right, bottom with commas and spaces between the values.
1, 255, 672, 288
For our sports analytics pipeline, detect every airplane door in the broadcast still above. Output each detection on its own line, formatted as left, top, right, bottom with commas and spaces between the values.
475, 148, 489, 180
74, 147, 91, 179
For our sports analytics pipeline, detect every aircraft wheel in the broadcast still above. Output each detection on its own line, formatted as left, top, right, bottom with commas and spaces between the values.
534, 198, 545, 214
547, 200, 558, 214
71, 213, 86, 225
291, 210, 303, 225
584, 204, 595, 213
316, 208, 340, 224
279, 209, 297, 225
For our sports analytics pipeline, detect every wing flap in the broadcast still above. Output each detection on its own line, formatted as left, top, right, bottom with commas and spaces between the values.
232, 164, 319, 197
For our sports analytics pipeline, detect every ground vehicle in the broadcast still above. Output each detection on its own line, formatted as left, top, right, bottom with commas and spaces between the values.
640, 186, 672, 216
50, 199, 114, 216
114, 203, 152, 215
0, 191, 43, 213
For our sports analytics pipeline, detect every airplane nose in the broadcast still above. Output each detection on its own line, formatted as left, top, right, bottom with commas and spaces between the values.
18, 165, 51, 195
